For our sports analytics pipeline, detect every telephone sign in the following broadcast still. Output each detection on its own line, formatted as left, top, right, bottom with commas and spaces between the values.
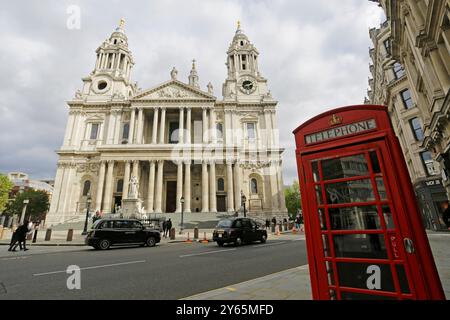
293, 105, 445, 300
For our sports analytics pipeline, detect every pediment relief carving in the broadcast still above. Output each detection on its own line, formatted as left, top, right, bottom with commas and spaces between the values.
133, 81, 215, 101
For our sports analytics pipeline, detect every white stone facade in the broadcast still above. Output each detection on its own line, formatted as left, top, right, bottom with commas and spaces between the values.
46, 22, 287, 225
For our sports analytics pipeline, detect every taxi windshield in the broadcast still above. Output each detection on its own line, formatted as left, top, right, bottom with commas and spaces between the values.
217, 219, 233, 228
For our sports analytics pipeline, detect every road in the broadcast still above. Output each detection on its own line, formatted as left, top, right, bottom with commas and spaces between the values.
0, 239, 307, 299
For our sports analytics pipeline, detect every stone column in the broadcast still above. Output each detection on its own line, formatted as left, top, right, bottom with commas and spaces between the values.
186, 108, 192, 144
147, 160, 156, 213
179, 107, 184, 144
113, 111, 122, 144
63, 111, 76, 147
95, 161, 106, 211
184, 160, 192, 213
122, 160, 131, 199
154, 160, 164, 213
227, 160, 235, 212
210, 109, 217, 144
103, 160, 115, 213
269, 162, 280, 210
128, 108, 136, 144
224, 110, 232, 146
264, 110, 272, 148
159, 107, 166, 144
136, 108, 144, 144
152, 108, 159, 144
202, 107, 209, 144
173, 161, 183, 213
270, 111, 279, 148
234, 162, 242, 212
48, 163, 65, 214
277, 161, 287, 212
202, 160, 209, 213
107, 111, 116, 145
429, 49, 450, 93
209, 160, 217, 213
131, 160, 140, 183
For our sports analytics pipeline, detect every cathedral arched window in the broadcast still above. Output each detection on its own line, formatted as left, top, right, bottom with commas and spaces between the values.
251, 178, 258, 194
217, 178, 225, 191
216, 123, 223, 141
82, 180, 91, 196
117, 179, 124, 193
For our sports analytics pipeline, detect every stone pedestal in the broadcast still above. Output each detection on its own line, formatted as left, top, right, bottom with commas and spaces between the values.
121, 198, 143, 219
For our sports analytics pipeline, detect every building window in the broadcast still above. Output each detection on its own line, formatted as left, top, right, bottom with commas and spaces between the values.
169, 122, 179, 144
217, 178, 225, 191
116, 179, 124, 193
393, 62, 405, 79
383, 39, 391, 55
246, 123, 256, 140
122, 123, 130, 140
216, 123, 223, 141
82, 180, 91, 196
400, 89, 414, 109
250, 178, 258, 194
410, 117, 424, 141
421, 152, 438, 176
90, 123, 99, 140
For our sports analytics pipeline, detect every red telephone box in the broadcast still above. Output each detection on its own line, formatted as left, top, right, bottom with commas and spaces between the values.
293, 105, 445, 300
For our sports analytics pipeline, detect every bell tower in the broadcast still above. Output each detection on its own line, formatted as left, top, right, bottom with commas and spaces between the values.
222, 22, 272, 103
78, 19, 136, 102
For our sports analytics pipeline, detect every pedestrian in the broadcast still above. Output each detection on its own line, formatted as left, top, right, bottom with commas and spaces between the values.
162, 220, 167, 238
295, 216, 301, 229
11, 221, 30, 251
8, 227, 20, 252
442, 201, 450, 230
271, 216, 277, 227
265, 219, 270, 230
165, 218, 172, 238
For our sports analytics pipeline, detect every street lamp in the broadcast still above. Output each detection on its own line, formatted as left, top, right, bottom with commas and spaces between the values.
179, 197, 185, 235
241, 191, 247, 218
82, 193, 92, 235
20, 199, 29, 225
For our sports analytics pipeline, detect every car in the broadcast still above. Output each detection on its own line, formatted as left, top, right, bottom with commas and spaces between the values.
212, 218, 268, 247
85, 218, 161, 250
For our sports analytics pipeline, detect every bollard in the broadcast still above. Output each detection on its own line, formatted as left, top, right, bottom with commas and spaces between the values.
201, 232, 209, 244
185, 232, 193, 243
32, 229, 38, 243
194, 227, 199, 240
0, 226, 3, 240
45, 228, 52, 241
284, 222, 288, 231
67, 229, 74, 242
170, 228, 176, 240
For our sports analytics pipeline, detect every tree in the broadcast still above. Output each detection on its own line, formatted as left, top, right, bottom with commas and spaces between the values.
285, 181, 301, 221
0, 174, 13, 214
5, 189, 50, 221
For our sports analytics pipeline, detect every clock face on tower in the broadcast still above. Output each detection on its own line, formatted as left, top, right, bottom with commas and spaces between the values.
238, 77, 257, 95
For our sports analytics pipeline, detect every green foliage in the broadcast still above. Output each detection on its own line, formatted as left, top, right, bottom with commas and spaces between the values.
0, 174, 13, 213
5, 189, 50, 221
285, 181, 301, 220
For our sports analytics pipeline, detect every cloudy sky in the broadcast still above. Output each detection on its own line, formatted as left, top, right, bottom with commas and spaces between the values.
0, 0, 384, 184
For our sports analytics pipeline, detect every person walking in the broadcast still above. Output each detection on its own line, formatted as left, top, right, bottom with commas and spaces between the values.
10, 221, 30, 251
443, 201, 450, 230
265, 219, 270, 230
162, 220, 167, 238
8, 227, 20, 252
165, 218, 172, 238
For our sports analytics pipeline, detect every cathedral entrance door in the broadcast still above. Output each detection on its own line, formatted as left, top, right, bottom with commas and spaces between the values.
166, 181, 177, 213
217, 195, 226, 213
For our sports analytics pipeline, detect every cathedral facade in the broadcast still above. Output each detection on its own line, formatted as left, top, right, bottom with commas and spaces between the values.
46, 21, 287, 225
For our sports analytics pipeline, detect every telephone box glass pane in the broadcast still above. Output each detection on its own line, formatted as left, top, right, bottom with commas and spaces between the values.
376, 177, 387, 200
396, 265, 411, 294
326, 179, 375, 204
382, 205, 396, 229
321, 154, 369, 180
312, 161, 320, 182
333, 234, 388, 259
369, 151, 382, 174
322, 234, 331, 257
318, 209, 327, 230
315, 185, 323, 205
329, 206, 381, 230
336, 262, 396, 292
326, 261, 335, 285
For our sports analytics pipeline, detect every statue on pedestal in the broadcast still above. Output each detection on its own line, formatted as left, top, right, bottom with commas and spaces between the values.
128, 176, 139, 199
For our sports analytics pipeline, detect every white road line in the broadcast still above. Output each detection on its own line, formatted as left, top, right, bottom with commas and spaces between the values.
252, 241, 287, 248
33, 260, 146, 277
180, 249, 236, 258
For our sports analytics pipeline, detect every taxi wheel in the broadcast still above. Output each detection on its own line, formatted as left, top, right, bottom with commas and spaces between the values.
235, 237, 242, 247
217, 241, 224, 247
261, 234, 267, 243
146, 237, 156, 247
98, 239, 110, 250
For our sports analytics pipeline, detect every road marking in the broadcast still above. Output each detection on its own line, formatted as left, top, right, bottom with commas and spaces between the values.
226, 287, 237, 292
33, 260, 146, 277
180, 249, 236, 258
1, 256, 30, 261
252, 241, 287, 248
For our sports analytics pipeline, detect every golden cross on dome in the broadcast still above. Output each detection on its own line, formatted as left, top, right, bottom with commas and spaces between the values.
119, 18, 125, 28
237, 20, 241, 29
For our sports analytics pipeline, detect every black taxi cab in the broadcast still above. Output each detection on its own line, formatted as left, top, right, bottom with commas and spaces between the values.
213, 217, 267, 247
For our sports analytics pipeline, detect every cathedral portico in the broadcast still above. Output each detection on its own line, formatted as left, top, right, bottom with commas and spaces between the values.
46, 21, 287, 226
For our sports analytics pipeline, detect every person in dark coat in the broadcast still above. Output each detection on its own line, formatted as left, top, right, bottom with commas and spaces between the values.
162, 220, 167, 238
10, 221, 30, 251
8, 228, 21, 251
265, 219, 270, 230
443, 201, 450, 229
165, 219, 172, 238
271, 217, 277, 228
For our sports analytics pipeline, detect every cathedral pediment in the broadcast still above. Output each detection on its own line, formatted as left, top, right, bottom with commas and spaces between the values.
132, 80, 216, 101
